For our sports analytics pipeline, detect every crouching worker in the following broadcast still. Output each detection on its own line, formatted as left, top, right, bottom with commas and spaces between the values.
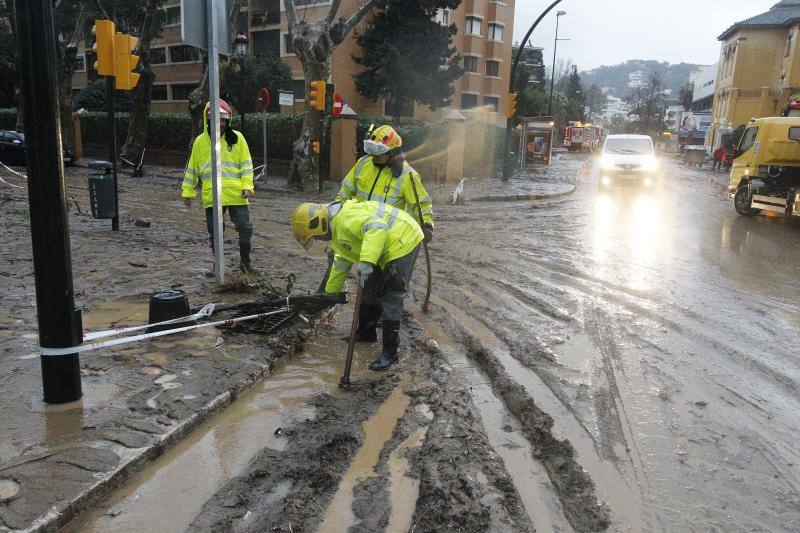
291, 200, 423, 371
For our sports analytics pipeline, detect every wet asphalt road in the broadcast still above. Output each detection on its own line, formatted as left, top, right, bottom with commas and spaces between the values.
425, 155, 800, 531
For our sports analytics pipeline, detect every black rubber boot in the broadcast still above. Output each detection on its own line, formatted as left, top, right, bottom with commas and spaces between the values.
341, 304, 380, 343
369, 320, 400, 371
239, 240, 254, 273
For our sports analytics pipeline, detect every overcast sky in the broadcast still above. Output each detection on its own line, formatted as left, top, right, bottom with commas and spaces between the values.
513, 0, 777, 71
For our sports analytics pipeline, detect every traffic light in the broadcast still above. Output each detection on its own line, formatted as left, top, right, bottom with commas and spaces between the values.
507, 92, 518, 118
325, 83, 335, 114
92, 19, 115, 76
114, 33, 140, 90
309, 80, 326, 111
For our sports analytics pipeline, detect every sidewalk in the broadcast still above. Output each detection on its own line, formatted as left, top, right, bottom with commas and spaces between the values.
0, 164, 332, 531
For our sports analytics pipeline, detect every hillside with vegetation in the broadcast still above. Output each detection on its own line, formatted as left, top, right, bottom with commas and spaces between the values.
581, 60, 705, 98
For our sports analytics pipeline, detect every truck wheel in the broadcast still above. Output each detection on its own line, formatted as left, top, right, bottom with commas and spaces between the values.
734, 186, 761, 217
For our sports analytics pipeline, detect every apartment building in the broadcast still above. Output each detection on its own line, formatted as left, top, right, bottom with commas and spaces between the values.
709, 0, 800, 149
73, 0, 516, 125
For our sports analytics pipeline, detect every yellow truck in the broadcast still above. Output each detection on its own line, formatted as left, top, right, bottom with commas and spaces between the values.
729, 117, 800, 218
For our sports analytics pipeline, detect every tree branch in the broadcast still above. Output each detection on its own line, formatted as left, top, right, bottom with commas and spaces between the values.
325, 0, 342, 24
284, 0, 298, 27
340, 0, 377, 39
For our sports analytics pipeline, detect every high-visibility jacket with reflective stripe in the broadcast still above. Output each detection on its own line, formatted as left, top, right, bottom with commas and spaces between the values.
182, 124, 254, 209
334, 156, 434, 228
326, 200, 423, 294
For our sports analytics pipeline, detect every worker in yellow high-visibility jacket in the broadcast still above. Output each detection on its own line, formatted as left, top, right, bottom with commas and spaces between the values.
320, 124, 434, 342
182, 99, 256, 273
292, 200, 423, 371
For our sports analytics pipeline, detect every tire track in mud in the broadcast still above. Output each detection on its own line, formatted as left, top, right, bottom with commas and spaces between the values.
189, 318, 535, 533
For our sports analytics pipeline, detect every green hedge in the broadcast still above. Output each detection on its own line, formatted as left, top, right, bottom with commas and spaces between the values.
0, 108, 505, 172
77, 110, 308, 160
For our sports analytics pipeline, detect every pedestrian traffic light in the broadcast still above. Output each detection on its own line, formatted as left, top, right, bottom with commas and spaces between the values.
114, 33, 140, 91
309, 80, 326, 111
92, 19, 115, 76
507, 92, 518, 118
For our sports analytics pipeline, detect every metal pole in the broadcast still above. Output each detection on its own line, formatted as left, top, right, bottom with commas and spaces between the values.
262, 110, 267, 181
17, 0, 82, 403
548, 14, 561, 116
502, 0, 563, 181
207, 0, 224, 284
107, 77, 120, 231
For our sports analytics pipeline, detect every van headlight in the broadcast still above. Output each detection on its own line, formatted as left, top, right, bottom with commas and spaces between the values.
600, 156, 615, 169
641, 156, 659, 171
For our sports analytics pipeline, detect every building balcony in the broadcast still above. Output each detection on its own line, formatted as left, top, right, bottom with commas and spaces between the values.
250, 10, 281, 27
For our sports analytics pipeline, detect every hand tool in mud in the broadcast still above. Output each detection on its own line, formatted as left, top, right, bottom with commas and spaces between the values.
340, 278, 364, 389
408, 173, 433, 313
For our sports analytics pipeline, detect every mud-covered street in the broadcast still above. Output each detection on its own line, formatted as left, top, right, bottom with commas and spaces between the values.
2, 152, 800, 532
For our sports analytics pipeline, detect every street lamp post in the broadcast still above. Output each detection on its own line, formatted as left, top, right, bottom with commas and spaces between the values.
548, 10, 567, 116
503, 0, 564, 181
233, 34, 249, 130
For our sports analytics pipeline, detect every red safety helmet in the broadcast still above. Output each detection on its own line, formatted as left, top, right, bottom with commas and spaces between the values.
205, 99, 232, 120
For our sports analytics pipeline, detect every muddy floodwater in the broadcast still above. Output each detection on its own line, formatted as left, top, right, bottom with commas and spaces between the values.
4, 155, 800, 532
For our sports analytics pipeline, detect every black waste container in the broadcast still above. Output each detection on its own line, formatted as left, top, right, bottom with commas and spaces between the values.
87, 160, 115, 219
148, 290, 192, 333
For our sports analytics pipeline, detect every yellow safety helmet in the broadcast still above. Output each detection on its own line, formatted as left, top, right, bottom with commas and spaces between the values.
291, 202, 329, 250
364, 124, 402, 155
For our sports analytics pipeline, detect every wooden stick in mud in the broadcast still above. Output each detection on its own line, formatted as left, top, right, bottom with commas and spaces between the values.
340, 282, 364, 388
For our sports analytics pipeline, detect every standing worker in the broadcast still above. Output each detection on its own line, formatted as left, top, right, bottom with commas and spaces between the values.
293, 200, 423, 371
182, 99, 256, 274
323, 124, 434, 341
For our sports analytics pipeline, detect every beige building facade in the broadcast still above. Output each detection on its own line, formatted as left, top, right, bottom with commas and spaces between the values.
709, 0, 800, 149
73, 0, 516, 125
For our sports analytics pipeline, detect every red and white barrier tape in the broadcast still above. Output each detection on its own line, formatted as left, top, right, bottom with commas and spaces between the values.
83, 303, 215, 341
39, 307, 289, 357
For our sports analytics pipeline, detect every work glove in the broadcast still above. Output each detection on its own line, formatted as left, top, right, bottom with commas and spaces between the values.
355, 262, 373, 288
423, 223, 434, 244
323, 291, 347, 305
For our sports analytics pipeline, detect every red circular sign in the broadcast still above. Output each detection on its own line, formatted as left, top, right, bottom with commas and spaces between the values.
332, 93, 343, 118
257, 88, 270, 112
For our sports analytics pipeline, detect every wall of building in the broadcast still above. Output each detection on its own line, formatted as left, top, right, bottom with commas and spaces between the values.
74, 0, 515, 126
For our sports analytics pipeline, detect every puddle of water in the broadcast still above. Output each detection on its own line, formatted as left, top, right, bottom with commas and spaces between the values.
428, 295, 645, 531
385, 426, 427, 533
317, 385, 411, 533
557, 332, 595, 370
412, 309, 572, 532
64, 303, 376, 533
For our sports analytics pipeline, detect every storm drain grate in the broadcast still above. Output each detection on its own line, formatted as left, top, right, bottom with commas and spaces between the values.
216, 293, 345, 336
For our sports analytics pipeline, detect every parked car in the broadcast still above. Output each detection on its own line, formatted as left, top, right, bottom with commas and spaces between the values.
0, 130, 76, 167
598, 134, 661, 188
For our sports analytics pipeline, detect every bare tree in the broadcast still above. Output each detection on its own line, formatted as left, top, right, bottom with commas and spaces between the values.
284, 0, 378, 189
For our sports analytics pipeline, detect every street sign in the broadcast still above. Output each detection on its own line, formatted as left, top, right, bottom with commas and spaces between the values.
257, 87, 270, 112
181, 0, 233, 57
332, 93, 343, 118
278, 90, 294, 107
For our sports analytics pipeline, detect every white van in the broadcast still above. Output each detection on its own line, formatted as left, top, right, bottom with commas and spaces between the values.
599, 134, 660, 188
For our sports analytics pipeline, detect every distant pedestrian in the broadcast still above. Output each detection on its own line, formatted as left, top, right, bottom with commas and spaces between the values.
712, 146, 725, 171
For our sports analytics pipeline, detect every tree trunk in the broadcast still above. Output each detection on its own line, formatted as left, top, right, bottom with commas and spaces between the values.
187, 57, 210, 147
6, 1, 23, 131
121, 0, 161, 174
287, 20, 332, 189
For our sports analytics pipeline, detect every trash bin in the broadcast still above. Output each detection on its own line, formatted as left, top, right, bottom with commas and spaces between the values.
148, 290, 192, 333
87, 160, 115, 219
